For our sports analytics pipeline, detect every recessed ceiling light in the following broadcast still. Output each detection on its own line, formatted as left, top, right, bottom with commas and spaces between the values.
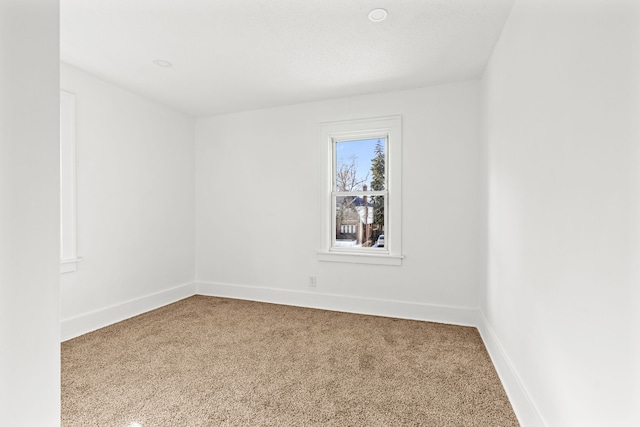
153, 59, 172, 68
368, 8, 388, 23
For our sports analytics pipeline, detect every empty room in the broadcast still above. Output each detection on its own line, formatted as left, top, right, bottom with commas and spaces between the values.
1, 0, 639, 426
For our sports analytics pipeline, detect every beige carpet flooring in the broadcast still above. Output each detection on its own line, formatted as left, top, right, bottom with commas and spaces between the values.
62, 296, 519, 426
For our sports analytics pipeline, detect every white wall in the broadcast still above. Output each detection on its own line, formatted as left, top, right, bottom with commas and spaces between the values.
0, 0, 61, 425
483, 0, 640, 425
60, 63, 196, 339
195, 81, 483, 323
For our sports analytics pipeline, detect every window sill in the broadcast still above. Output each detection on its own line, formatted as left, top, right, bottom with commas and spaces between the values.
60, 258, 82, 274
317, 251, 403, 266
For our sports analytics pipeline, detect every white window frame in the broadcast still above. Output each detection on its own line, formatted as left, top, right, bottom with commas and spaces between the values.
60, 90, 81, 273
318, 116, 403, 266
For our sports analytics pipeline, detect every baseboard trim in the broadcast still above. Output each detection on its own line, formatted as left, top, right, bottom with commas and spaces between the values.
61, 282, 197, 341
196, 281, 479, 327
477, 311, 546, 427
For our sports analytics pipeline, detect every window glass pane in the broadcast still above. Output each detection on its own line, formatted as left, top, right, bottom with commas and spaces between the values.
335, 138, 386, 192
334, 195, 385, 248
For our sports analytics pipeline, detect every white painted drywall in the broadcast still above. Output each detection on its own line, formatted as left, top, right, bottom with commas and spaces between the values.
483, 0, 640, 425
195, 81, 483, 319
0, 0, 61, 425
59, 63, 196, 333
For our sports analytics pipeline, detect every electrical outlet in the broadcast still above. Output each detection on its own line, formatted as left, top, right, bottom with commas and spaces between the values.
308, 276, 317, 288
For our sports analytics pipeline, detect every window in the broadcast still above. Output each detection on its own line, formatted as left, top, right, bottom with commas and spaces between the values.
60, 90, 81, 273
318, 116, 403, 265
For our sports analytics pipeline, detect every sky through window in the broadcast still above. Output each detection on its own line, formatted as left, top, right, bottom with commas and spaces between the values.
335, 138, 384, 188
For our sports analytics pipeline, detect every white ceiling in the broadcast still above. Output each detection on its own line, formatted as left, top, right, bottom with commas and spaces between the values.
61, 0, 514, 117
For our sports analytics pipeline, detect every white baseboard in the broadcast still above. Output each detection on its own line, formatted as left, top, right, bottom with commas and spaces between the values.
60, 280, 477, 341
477, 311, 546, 427
196, 281, 479, 326
60, 282, 197, 341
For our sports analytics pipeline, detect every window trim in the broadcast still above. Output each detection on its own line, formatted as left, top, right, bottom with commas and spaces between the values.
318, 116, 403, 265
60, 90, 81, 273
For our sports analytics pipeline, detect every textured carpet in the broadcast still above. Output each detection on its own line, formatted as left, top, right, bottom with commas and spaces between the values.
61, 296, 519, 426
